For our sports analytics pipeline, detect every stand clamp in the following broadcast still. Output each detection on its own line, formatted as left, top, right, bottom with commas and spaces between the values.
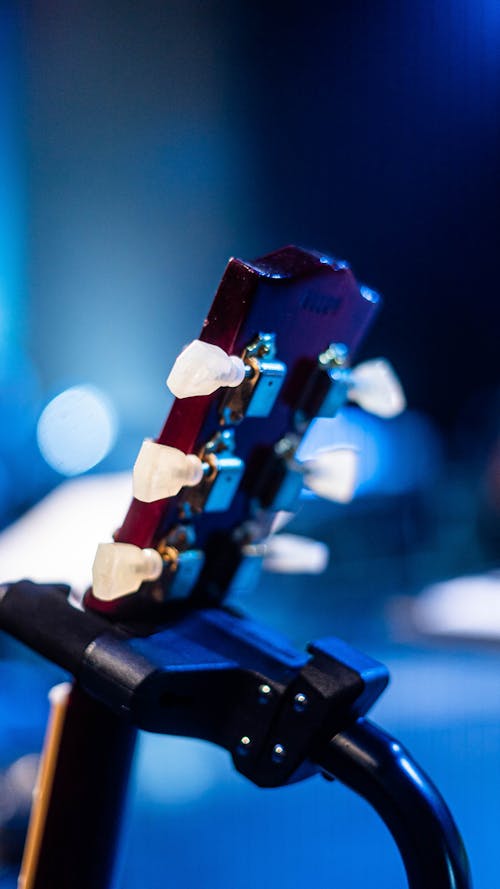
0, 581, 471, 888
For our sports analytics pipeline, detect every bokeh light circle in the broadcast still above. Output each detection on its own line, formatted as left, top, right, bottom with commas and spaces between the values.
36, 385, 117, 476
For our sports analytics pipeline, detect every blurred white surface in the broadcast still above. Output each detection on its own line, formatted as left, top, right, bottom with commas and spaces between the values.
0, 473, 132, 592
409, 572, 500, 639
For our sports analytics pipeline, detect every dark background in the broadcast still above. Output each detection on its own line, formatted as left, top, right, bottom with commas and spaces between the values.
22, 0, 500, 434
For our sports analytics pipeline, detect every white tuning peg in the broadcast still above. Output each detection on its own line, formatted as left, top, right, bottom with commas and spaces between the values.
269, 510, 295, 534
92, 542, 163, 601
263, 534, 329, 574
301, 447, 357, 503
133, 439, 203, 503
166, 339, 246, 399
348, 358, 406, 418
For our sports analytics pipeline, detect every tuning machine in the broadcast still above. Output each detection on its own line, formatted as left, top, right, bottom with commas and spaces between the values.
92, 542, 164, 601
92, 524, 205, 603
133, 440, 203, 503
228, 532, 329, 597
296, 342, 405, 428
256, 434, 358, 512
261, 533, 329, 574
300, 447, 358, 502
219, 332, 287, 423
347, 357, 406, 417
166, 339, 246, 399
181, 428, 245, 514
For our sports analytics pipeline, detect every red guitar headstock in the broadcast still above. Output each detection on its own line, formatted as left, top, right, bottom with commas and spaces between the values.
86, 245, 403, 620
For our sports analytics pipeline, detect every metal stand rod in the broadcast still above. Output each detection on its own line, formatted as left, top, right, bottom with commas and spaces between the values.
315, 719, 472, 889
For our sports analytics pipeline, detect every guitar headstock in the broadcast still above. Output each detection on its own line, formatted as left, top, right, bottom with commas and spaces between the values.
86, 245, 404, 620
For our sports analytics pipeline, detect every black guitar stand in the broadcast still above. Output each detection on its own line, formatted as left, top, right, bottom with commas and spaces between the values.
0, 580, 472, 888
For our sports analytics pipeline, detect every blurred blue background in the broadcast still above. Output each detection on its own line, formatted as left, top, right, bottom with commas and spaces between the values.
0, 1, 499, 886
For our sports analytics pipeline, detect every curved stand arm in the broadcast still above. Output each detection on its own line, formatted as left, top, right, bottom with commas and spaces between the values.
314, 719, 472, 889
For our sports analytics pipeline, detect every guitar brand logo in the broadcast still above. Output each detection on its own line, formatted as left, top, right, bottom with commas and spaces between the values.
299, 289, 342, 315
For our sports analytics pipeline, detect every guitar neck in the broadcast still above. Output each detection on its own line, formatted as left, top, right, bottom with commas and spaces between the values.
19, 682, 136, 889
